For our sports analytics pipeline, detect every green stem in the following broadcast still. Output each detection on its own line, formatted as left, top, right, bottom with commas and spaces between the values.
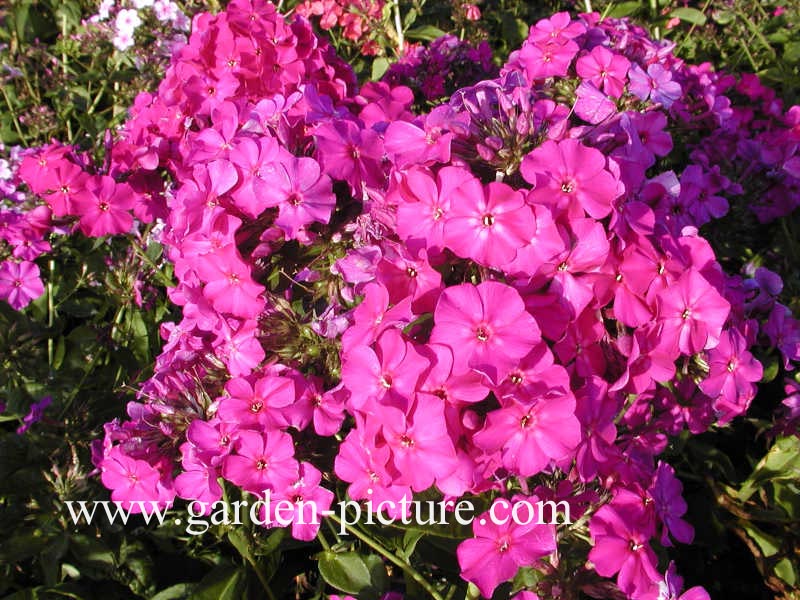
60, 13, 73, 143
0, 86, 28, 145
47, 259, 55, 369
393, 0, 404, 55
327, 514, 444, 600
317, 529, 331, 551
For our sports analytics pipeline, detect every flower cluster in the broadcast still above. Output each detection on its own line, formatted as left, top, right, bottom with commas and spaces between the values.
294, 0, 385, 55
14, 3, 800, 599
89, 0, 190, 51
383, 35, 496, 103
0, 144, 55, 309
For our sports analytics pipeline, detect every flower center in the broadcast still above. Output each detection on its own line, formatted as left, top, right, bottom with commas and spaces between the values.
256, 459, 268, 470
482, 214, 495, 227
475, 325, 490, 342
249, 401, 263, 413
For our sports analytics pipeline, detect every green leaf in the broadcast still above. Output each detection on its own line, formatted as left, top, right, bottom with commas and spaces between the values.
403, 8, 417, 29
711, 9, 735, 25
151, 583, 196, 600
740, 523, 780, 557
128, 310, 150, 363
607, 2, 641, 18
774, 558, 798, 586
190, 564, 247, 600
404, 25, 446, 42
738, 436, 800, 501
761, 354, 780, 383
371, 57, 391, 81
784, 41, 800, 64
670, 7, 707, 26
317, 551, 374, 595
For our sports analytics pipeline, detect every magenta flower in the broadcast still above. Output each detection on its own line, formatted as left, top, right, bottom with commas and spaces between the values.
648, 462, 694, 546
101, 447, 164, 511
72, 176, 135, 237
576, 45, 630, 98
0, 260, 45, 310
430, 281, 541, 383
457, 498, 556, 598
656, 269, 730, 355
521, 139, 620, 219
699, 329, 762, 424
267, 462, 334, 541
443, 181, 534, 268
217, 375, 295, 429
393, 165, 482, 254
271, 156, 335, 238
222, 429, 298, 495
657, 562, 710, 600
314, 119, 384, 190
341, 328, 428, 410
589, 503, 661, 598
474, 392, 580, 477
195, 246, 265, 318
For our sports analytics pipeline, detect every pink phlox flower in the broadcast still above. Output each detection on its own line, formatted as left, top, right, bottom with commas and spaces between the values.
576, 45, 631, 98
341, 281, 414, 353
222, 429, 298, 495
341, 328, 428, 411
381, 398, 457, 492
443, 180, 534, 269
522, 138, 621, 220
217, 375, 295, 428
699, 328, 763, 423
588, 501, 661, 599
656, 269, 730, 356
430, 281, 541, 384
457, 497, 557, 598
0, 260, 45, 310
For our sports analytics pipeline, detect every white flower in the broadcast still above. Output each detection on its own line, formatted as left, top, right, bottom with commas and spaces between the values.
153, 0, 177, 22
113, 29, 135, 51
96, 0, 115, 20
115, 8, 142, 34
133, 0, 154, 7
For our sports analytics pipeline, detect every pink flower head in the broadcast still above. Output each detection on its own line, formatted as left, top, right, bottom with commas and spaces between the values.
699, 328, 762, 423
430, 281, 541, 383
271, 156, 335, 239
393, 165, 482, 254
656, 269, 730, 355
222, 429, 298, 495
589, 503, 661, 598
443, 181, 534, 268
457, 498, 556, 598
0, 260, 45, 310
72, 176, 135, 237
648, 462, 693, 546
474, 391, 580, 477
101, 447, 166, 512
217, 375, 295, 429
521, 139, 620, 219
576, 45, 631, 98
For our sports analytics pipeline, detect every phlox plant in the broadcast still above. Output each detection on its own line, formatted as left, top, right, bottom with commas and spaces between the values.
5, 1, 800, 599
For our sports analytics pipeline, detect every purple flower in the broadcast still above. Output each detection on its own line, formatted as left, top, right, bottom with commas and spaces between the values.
17, 396, 52, 435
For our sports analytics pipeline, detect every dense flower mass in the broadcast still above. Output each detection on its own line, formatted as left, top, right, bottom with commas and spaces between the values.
8, 2, 800, 598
